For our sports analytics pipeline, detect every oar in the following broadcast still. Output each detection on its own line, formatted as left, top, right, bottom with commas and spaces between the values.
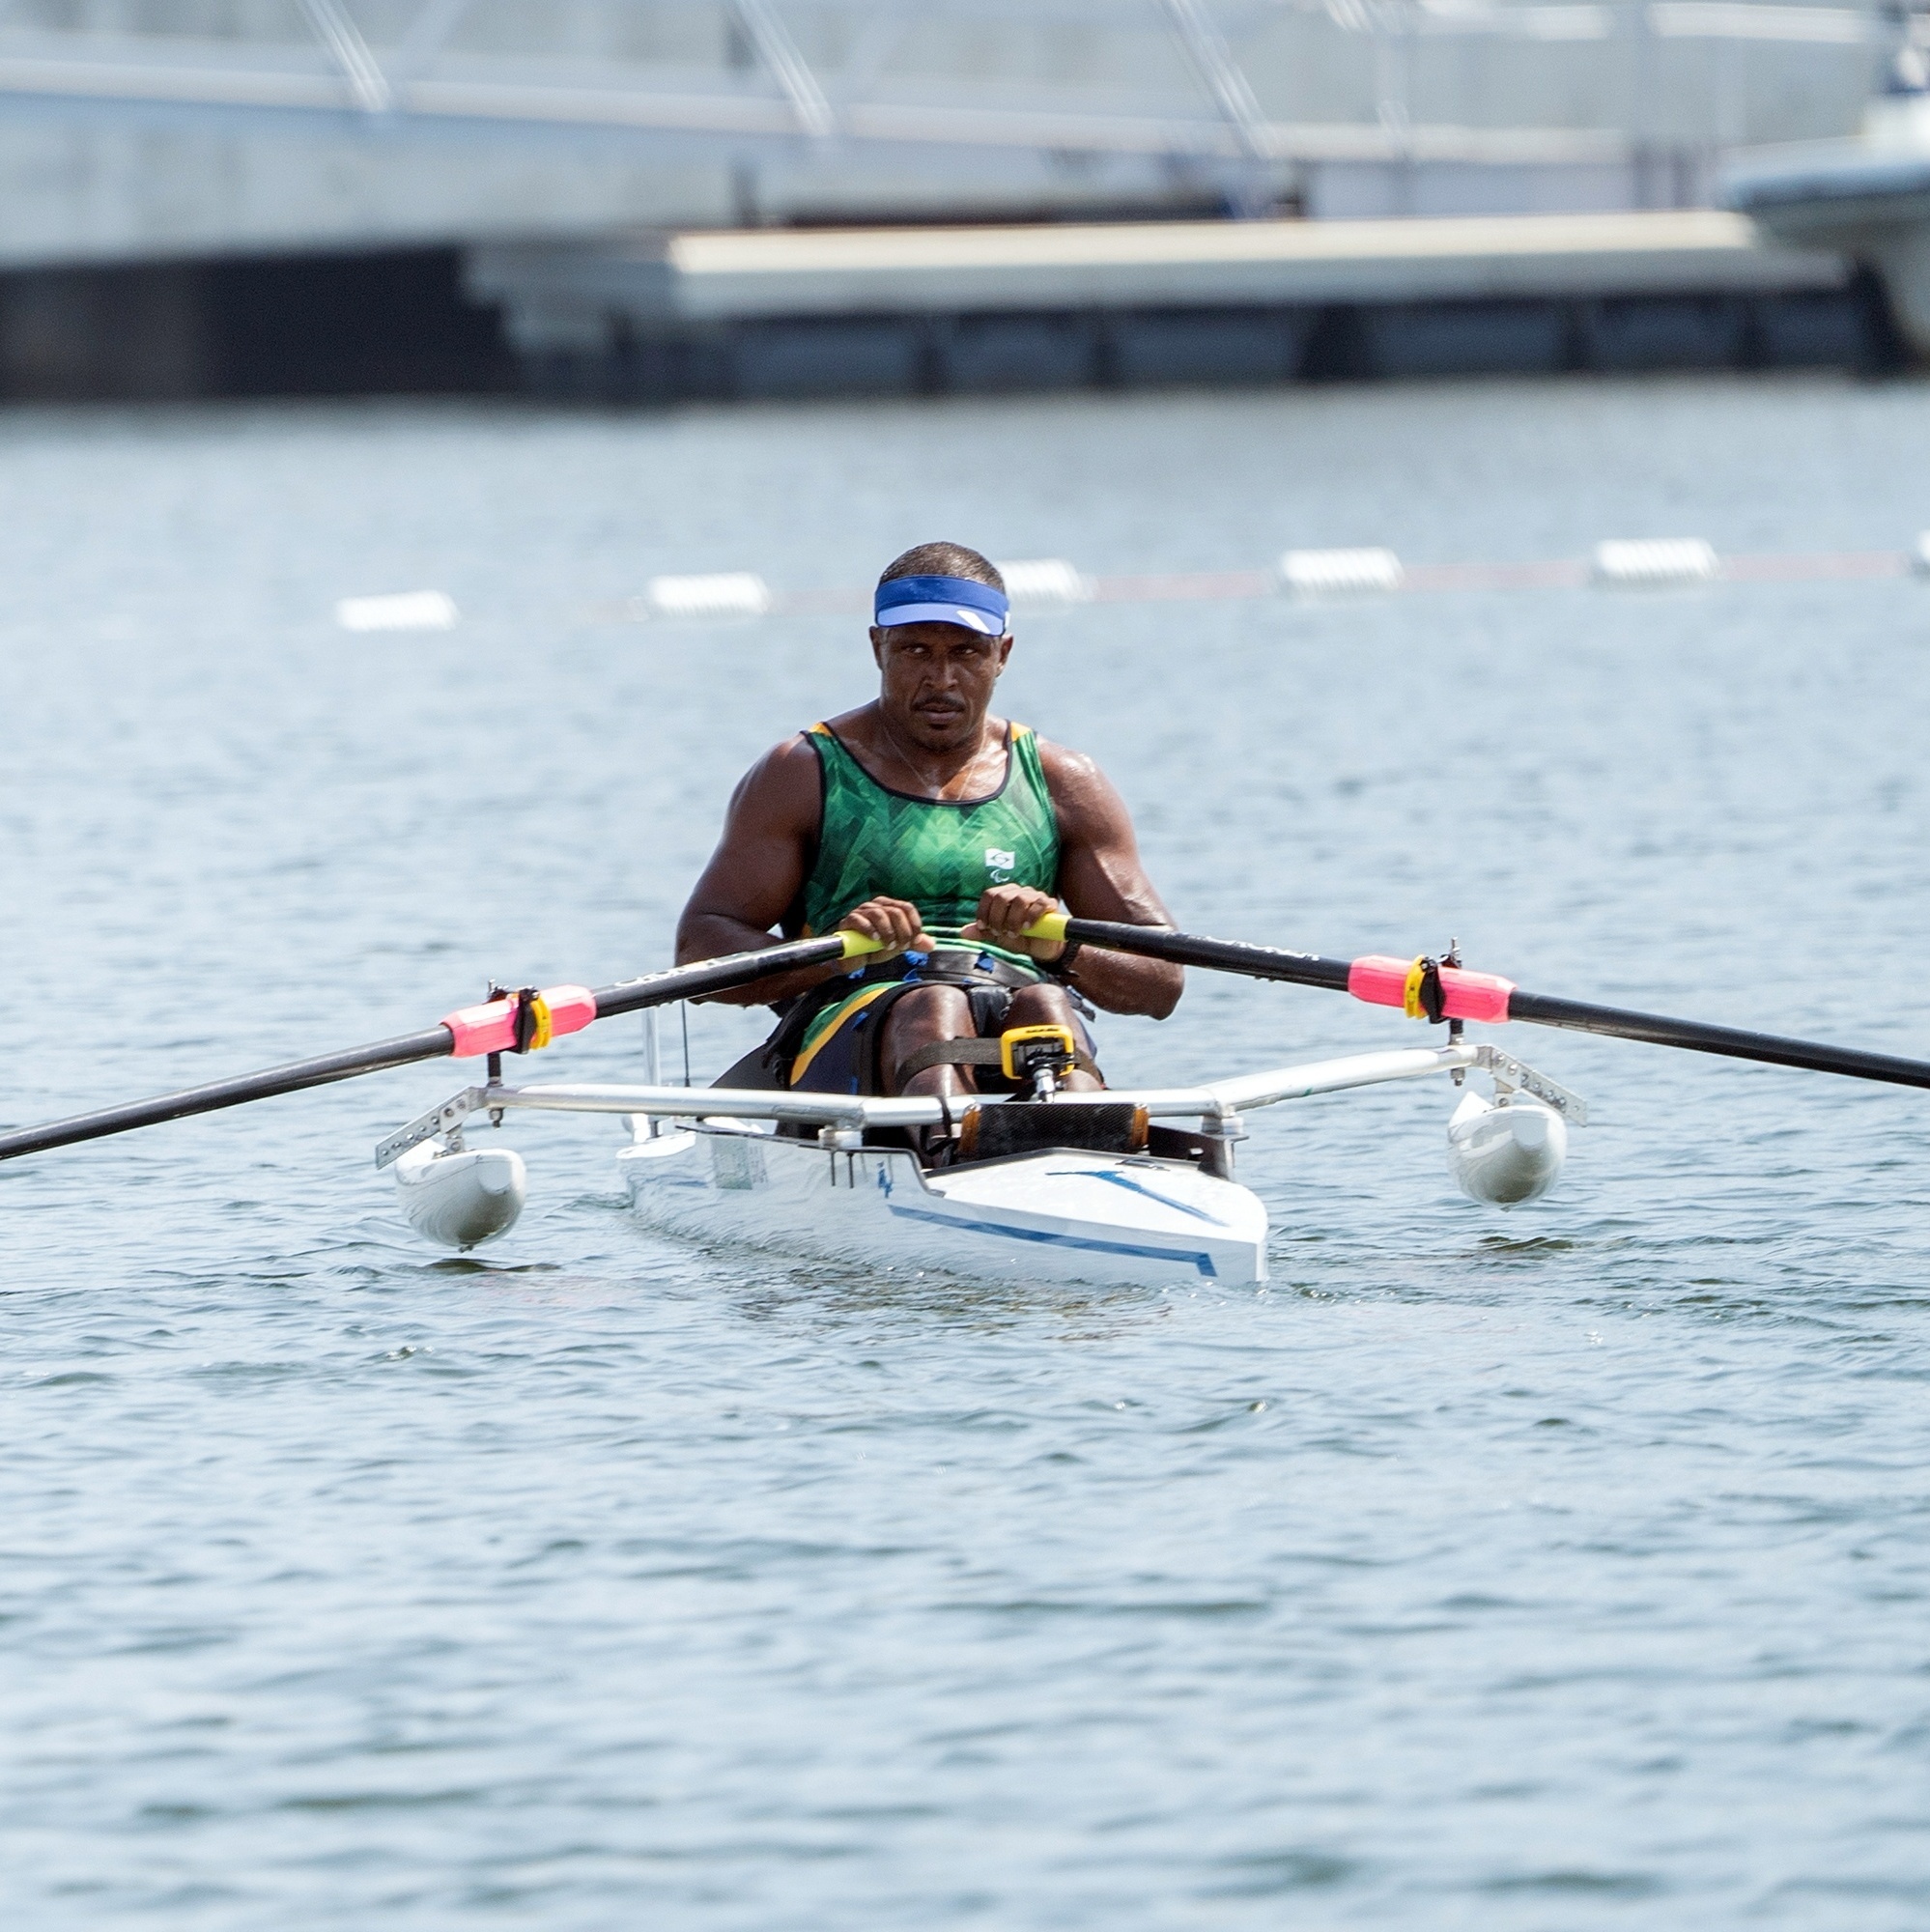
0, 931, 889, 1165
1033, 915, 1930, 1093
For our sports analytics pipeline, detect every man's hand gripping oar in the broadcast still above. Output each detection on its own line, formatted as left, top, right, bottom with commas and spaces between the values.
0, 930, 904, 1166
1029, 914, 1930, 1093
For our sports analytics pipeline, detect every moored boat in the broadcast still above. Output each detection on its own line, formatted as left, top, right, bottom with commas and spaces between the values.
1726, 50, 1930, 356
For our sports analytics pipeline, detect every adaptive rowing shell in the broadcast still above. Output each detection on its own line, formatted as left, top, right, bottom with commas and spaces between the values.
383, 1040, 1581, 1280
360, 920, 1930, 1277
618, 1123, 1271, 1287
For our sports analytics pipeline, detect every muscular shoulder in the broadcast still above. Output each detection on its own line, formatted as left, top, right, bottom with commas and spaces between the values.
1031, 733, 1173, 933
1034, 735, 1129, 839
726, 730, 824, 834
1034, 735, 1103, 789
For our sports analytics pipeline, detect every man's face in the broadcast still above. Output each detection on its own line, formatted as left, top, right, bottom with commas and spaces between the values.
869, 621, 1012, 751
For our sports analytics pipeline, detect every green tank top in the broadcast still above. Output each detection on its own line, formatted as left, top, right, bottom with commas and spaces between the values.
800, 721, 1061, 953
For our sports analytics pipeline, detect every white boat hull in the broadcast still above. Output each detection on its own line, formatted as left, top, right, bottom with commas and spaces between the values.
617, 1123, 1269, 1287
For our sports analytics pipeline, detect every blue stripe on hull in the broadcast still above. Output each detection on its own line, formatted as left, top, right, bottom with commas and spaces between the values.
885, 1201, 1221, 1279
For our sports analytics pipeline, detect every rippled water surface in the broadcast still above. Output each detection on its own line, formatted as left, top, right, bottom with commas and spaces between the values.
5, 377, 1930, 1926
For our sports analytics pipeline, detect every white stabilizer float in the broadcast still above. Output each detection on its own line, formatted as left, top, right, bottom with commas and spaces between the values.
1445, 1046, 1583, 1208
378, 1039, 1586, 1278
1448, 1092, 1567, 1206
393, 1139, 527, 1248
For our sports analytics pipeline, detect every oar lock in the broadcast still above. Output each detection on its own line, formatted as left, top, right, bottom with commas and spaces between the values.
1402, 954, 1446, 1025
489, 985, 553, 1055
1402, 938, 1479, 1023
1401, 942, 1470, 1079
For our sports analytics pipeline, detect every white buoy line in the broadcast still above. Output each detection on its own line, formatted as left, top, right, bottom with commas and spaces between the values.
331, 534, 1930, 632
611, 538, 1925, 620
610, 557, 1094, 625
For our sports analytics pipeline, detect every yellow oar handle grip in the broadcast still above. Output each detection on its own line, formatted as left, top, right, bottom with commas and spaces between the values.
837, 913, 1069, 960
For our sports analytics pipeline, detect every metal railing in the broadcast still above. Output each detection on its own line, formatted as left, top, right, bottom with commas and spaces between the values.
0, 1, 1890, 161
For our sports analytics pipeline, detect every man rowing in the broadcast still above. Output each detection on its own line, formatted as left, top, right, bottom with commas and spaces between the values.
676, 541, 1181, 1147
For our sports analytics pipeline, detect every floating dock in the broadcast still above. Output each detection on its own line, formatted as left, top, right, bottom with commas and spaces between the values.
468, 211, 1876, 399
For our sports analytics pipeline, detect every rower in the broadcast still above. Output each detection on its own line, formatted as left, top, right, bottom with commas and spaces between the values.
674, 541, 1182, 1141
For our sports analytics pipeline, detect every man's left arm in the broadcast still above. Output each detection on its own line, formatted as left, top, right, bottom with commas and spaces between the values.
968, 743, 1183, 1018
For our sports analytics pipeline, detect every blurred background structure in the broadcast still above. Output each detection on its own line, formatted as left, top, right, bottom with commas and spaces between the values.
0, 0, 1916, 398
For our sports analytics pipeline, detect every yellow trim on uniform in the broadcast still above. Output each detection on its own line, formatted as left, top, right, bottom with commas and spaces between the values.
787, 980, 903, 1087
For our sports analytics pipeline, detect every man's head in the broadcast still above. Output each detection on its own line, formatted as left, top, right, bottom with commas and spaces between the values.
869, 542, 1013, 753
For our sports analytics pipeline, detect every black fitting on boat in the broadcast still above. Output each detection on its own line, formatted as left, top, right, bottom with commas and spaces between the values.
511, 987, 551, 1054
486, 982, 553, 1056
1404, 954, 1447, 1025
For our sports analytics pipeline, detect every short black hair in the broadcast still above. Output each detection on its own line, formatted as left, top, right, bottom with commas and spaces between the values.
877, 542, 1004, 593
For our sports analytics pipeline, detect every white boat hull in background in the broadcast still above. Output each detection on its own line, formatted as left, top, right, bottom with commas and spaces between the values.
618, 1124, 1269, 1287
394, 1140, 526, 1248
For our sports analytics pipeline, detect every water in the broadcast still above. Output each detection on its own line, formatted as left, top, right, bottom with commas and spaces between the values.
4, 377, 1929, 1926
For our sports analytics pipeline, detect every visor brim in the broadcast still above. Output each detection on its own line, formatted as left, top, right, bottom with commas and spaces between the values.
872, 602, 1008, 636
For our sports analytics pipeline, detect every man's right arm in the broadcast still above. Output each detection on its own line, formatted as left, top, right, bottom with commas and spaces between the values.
675, 737, 927, 1005
674, 737, 828, 1005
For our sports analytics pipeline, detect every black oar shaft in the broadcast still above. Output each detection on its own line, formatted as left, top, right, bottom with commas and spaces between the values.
1506, 991, 1930, 1091
0, 933, 855, 1165
1059, 918, 1353, 992
1059, 917, 1930, 1093
0, 1028, 457, 1163
589, 933, 846, 1019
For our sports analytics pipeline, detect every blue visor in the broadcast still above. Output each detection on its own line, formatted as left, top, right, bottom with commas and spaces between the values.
874, 573, 1009, 636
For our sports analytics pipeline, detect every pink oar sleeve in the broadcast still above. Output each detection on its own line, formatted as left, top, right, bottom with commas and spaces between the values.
1347, 955, 1515, 1025
441, 984, 599, 1058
